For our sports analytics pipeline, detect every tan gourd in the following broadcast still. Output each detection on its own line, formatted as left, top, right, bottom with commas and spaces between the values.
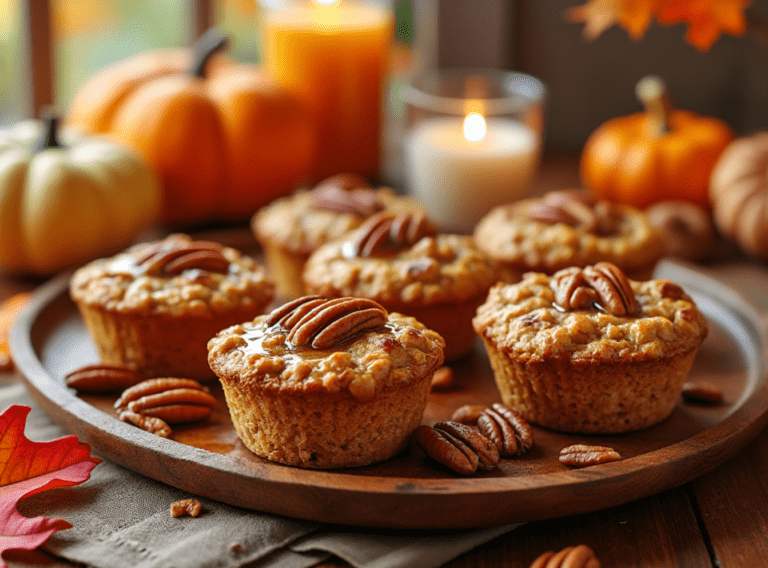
709, 132, 768, 260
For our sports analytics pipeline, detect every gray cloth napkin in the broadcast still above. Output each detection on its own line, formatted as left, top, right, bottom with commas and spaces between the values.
2, 383, 522, 568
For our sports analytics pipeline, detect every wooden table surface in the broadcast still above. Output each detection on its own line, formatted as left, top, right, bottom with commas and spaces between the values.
3, 154, 768, 568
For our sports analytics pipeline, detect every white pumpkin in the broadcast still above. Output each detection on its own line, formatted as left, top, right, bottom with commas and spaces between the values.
0, 116, 161, 275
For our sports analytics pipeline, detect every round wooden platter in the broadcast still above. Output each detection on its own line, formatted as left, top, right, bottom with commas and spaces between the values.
10, 260, 768, 529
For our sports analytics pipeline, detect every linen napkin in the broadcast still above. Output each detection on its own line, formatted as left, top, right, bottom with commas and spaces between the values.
2, 383, 522, 568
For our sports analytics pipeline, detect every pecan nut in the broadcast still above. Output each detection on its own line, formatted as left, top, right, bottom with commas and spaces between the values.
137, 238, 228, 276
559, 444, 621, 468
476, 403, 533, 457
170, 498, 202, 518
659, 281, 686, 300
450, 405, 487, 425
430, 366, 454, 391
350, 211, 437, 257
584, 261, 636, 316
65, 363, 145, 392
530, 545, 600, 568
552, 262, 636, 316
313, 173, 372, 193
115, 378, 215, 424
415, 421, 499, 475
309, 174, 382, 216
266, 296, 388, 349
115, 378, 210, 410
265, 295, 326, 328
527, 190, 599, 233
119, 409, 172, 438
682, 381, 724, 404
552, 267, 596, 311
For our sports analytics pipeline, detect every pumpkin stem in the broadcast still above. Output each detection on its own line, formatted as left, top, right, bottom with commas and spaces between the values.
635, 75, 673, 137
33, 111, 62, 153
191, 28, 229, 78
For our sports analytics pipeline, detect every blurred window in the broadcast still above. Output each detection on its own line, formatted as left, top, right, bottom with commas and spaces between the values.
1, 0, 413, 124
0, 0, 23, 125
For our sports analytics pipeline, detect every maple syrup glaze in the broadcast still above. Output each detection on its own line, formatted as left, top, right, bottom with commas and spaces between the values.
240, 320, 402, 360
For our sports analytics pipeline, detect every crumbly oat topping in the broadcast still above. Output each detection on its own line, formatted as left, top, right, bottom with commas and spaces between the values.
207, 313, 445, 401
252, 188, 423, 254
473, 272, 708, 363
473, 198, 663, 274
302, 234, 499, 305
70, 234, 274, 317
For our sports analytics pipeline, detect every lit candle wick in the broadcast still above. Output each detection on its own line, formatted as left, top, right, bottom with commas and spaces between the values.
463, 112, 487, 142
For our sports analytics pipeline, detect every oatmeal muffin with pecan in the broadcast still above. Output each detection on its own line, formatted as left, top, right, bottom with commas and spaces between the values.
473, 190, 664, 282
473, 262, 708, 433
252, 173, 424, 300
302, 211, 499, 361
70, 234, 274, 381
207, 296, 445, 469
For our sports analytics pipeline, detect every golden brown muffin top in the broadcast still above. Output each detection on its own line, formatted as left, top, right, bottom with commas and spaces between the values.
251, 177, 424, 255
473, 191, 664, 274
473, 269, 708, 364
207, 298, 445, 401
70, 234, 274, 317
303, 228, 499, 306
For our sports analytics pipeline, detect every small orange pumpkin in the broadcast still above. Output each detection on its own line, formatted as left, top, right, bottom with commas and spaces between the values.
68, 30, 315, 224
580, 75, 734, 209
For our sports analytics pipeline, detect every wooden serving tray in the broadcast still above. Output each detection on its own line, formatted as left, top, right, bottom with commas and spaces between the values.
10, 261, 768, 529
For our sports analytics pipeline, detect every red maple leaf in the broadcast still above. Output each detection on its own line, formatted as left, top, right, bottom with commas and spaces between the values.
0, 405, 101, 567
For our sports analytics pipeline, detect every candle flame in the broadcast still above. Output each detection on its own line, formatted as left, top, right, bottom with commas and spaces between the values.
463, 112, 487, 142
313, 0, 339, 5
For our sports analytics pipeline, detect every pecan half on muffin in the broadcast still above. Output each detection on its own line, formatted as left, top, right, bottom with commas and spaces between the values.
302, 211, 499, 361
473, 190, 664, 282
70, 234, 274, 382
473, 262, 708, 433
251, 173, 424, 300
207, 296, 445, 469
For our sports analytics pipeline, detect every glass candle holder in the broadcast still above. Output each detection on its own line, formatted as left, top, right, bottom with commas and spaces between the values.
402, 69, 546, 233
259, 0, 393, 182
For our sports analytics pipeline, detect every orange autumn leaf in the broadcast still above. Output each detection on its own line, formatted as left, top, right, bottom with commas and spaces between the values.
656, 0, 750, 51
0, 293, 31, 372
567, 0, 658, 41
0, 405, 101, 566
567, 0, 750, 50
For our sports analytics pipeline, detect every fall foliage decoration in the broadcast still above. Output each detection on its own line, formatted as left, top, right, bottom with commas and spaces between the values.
709, 132, 768, 261
0, 293, 31, 372
567, 0, 751, 51
0, 405, 101, 565
580, 75, 734, 209
67, 28, 315, 225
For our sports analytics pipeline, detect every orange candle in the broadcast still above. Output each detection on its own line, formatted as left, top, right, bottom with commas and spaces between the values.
261, 0, 393, 181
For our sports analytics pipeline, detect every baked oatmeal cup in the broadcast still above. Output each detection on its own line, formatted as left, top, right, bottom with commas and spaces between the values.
302, 211, 499, 361
472, 262, 708, 433
70, 234, 274, 382
252, 173, 424, 300
473, 190, 664, 282
207, 296, 445, 469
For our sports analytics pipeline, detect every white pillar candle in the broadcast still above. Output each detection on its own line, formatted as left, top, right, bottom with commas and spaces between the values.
405, 115, 540, 233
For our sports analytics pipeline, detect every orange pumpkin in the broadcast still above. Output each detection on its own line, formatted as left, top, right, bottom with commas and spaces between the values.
580, 75, 734, 209
68, 30, 315, 224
